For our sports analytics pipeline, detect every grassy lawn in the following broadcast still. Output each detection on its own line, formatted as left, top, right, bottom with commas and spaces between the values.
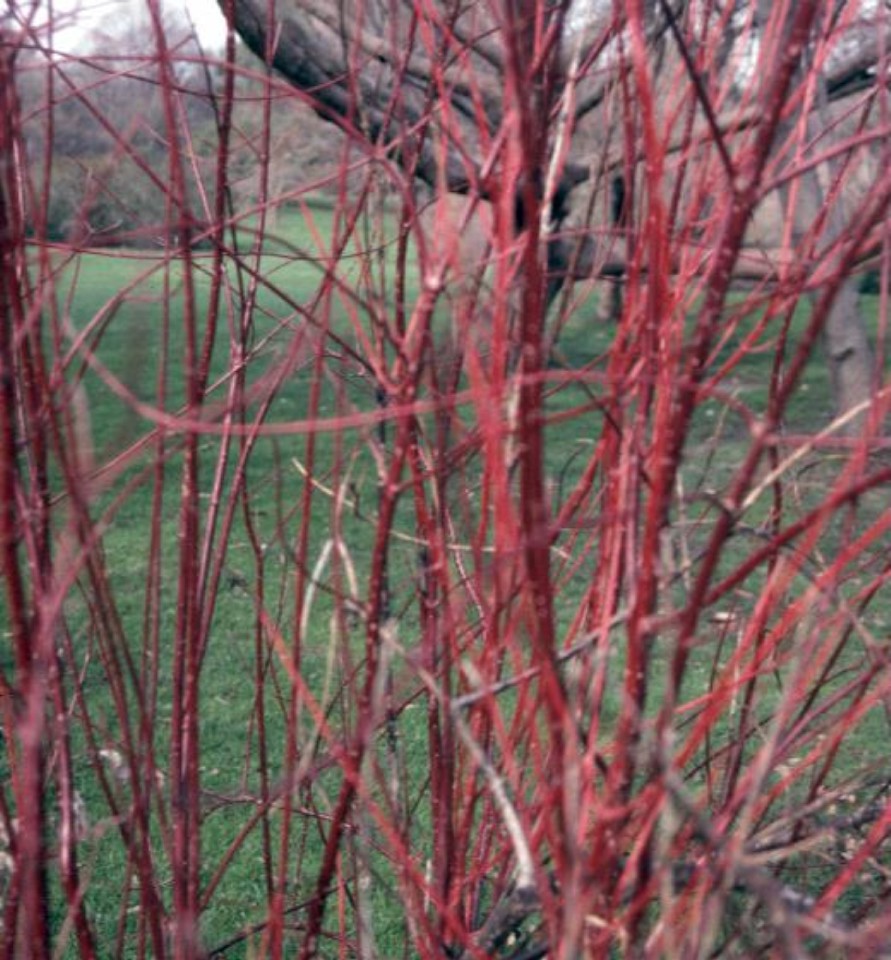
8, 204, 890, 956
42, 205, 446, 954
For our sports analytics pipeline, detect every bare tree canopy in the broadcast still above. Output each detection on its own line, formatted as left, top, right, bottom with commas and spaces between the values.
224, 0, 889, 271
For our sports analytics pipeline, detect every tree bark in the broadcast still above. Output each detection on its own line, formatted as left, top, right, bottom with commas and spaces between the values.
226, 0, 887, 428
792, 103, 881, 436
822, 273, 877, 435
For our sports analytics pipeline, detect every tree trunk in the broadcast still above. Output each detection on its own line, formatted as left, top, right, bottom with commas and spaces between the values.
822, 275, 876, 435
788, 111, 879, 437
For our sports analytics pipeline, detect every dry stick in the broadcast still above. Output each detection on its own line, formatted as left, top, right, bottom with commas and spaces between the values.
449, 674, 540, 957
206, 889, 336, 958
292, 453, 574, 559
543, 24, 582, 238
202, 538, 348, 910
599, 42, 891, 178
283, 538, 346, 795
402, 644, 539, 955
452, 663, 536, 893
741, 383, 891, 513
199, 574, 365, 923
334, 533, 379, 960
662, 770, 854, 952
451, 610, 627, 711
744, 783, 891, 868
656, 0, 737, 183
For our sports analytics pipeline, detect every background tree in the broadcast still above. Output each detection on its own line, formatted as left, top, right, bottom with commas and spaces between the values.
222, 0, 888, 427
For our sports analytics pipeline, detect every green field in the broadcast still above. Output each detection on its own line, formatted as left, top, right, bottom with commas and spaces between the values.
50, 207, 420, 953
6, 204, 890, 957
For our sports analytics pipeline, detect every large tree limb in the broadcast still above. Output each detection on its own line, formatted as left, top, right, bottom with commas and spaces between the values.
224, 0, 890, 298
225, 0, 512, 194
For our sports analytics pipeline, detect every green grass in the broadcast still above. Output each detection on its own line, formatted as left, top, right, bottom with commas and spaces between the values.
38, 205, 441, 955
12, 205, 891, 956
